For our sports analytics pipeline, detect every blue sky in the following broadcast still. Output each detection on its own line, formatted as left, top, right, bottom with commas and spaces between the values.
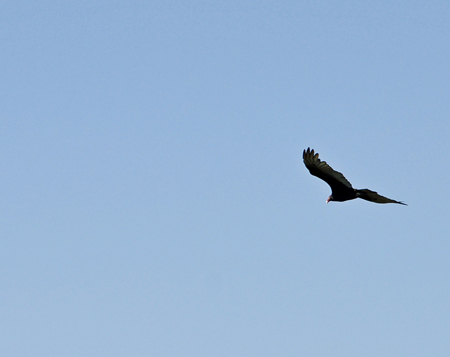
1, 1, 449, 355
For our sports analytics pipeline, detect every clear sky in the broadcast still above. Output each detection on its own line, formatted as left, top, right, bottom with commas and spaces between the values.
1, 1, 449, 356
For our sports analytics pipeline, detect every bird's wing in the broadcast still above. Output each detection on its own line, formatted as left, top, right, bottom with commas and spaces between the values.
303, 148, 353, 190
356, 189, 407, 205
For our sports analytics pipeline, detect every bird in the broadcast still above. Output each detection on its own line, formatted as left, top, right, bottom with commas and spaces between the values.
303, 147, 406, 205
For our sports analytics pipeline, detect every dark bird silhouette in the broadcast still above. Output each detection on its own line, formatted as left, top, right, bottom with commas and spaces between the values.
303, 148, 406, 205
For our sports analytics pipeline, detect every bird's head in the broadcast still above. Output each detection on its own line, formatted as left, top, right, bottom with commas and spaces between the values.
326, 195, 333, 204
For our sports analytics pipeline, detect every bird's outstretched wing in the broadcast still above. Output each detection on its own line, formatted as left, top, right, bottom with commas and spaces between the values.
303, 147, 353, 190
356, 189, 407, 205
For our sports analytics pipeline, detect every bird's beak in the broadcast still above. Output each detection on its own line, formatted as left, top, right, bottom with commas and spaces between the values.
326, 197, 331, 204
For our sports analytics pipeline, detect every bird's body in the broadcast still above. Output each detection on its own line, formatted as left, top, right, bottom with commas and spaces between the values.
303, 148, 406, 205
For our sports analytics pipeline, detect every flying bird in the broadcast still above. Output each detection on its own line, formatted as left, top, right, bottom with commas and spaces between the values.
303, 148, 406, 205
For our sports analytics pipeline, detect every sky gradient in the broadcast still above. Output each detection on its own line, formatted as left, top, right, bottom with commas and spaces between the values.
1, 1, 450, 356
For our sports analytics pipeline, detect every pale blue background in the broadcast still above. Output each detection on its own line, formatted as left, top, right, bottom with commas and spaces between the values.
1, 1, 449, 356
